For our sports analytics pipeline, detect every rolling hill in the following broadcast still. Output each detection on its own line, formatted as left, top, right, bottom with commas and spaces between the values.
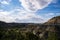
0, 16, 60, 40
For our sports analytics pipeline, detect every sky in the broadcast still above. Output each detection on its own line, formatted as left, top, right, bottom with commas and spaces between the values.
0, 0, 60, 23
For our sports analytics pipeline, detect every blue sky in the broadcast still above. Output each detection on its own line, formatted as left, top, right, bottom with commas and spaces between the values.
0, 0, 60, 23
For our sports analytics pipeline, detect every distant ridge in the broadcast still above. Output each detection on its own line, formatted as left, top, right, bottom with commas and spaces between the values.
0, 16, 60, 40
0, 16, 60, 28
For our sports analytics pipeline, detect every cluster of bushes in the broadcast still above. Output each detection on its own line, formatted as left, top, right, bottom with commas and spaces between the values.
0, 28, 40, 40
0, 27, 58, 40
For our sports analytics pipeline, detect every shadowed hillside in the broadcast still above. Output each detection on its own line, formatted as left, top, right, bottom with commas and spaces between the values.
0, 16, 60, 40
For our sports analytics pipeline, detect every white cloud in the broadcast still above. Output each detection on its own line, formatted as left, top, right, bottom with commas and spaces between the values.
0, 0, 57, 23
51, 0, 58, 3
51, 0, 60, 8
0, 10, 10, 15
0, 8, 56, 23
0, 8, 45, 23
9, 8, 44, 23
44, 13, 55, 16
0, 0, 11, 5
19, 0, 52, 12
0, 10, 15, 23
1, 1, 9, 4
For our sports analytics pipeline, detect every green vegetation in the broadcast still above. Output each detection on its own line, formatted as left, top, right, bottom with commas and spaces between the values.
0, 28, 40, 40
0, 16, 60, 40
0, 28, 58, 40
47, 31, 57, 40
